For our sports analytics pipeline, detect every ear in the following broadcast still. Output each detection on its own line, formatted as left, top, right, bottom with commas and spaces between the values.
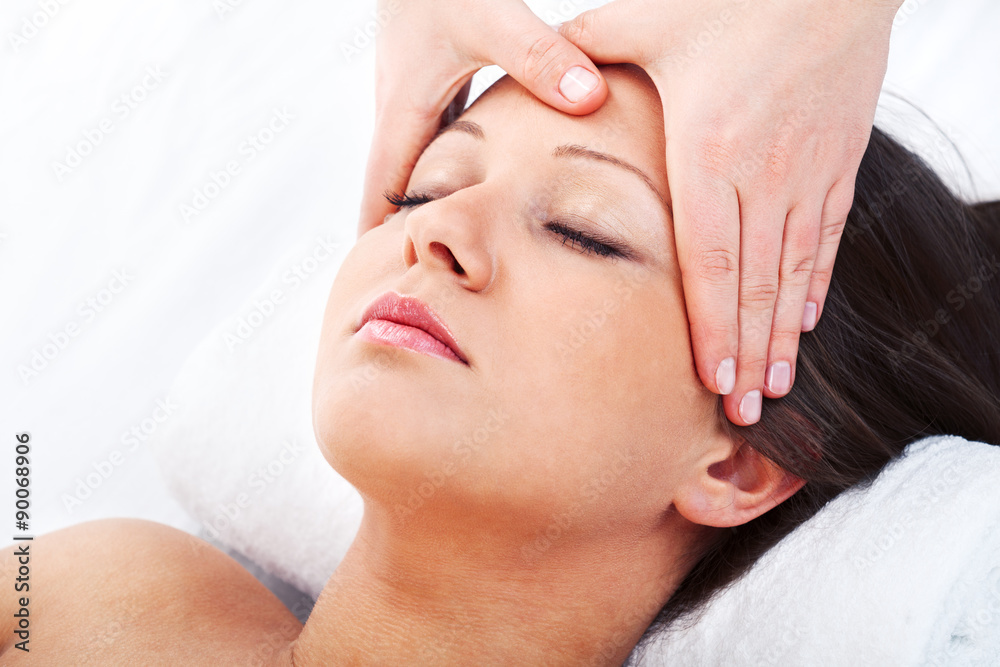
673, 440, 806, 528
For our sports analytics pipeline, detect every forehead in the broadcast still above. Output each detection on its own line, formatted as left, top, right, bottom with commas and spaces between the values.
459, 65, 667, 187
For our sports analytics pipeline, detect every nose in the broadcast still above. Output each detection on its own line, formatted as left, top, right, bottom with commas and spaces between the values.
401, 193, 494, 292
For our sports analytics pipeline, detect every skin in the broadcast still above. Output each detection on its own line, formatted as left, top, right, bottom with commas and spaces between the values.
303, 65, 803, 666
0, 67, 803, 667
0, 518, 303, 663
358, 0, 902, 427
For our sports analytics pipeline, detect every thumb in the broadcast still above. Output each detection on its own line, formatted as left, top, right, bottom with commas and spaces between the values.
485, 6, 608, 114
559, 4, 651, 65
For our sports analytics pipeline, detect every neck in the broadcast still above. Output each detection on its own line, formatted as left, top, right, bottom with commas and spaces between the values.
290, 503, 706, 666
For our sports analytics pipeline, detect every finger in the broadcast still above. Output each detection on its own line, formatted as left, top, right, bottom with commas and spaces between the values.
723, 203, 785, 426
484, 5, 607, 113
357, 77, 469, 237
671, 172, 741, 398
804, 177, 855, 330
763, 202, 822, 399
559, 3, 656, 65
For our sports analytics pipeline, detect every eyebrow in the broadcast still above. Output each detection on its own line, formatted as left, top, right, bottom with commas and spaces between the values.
433, 120, 668, 210
432, 119, 485, 142
551, 144, 667, 209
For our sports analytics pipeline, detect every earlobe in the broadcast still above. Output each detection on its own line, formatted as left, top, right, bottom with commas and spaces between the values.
674, 441, 805, 528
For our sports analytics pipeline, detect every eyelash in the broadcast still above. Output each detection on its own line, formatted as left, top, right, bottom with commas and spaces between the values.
384, 190, 626, 260
385, 191, 434, 209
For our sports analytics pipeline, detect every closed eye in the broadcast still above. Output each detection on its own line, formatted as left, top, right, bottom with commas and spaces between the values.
385, 190, 435, 209
544, 221, 626, 260
385, 190, 629, 261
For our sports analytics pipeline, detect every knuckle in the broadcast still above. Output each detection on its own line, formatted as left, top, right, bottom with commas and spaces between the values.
767, 326, 801, 349
740, 278, 779, 308
809, 265, 834, 288
780, 255, 815, 286
520, 33, 565, 83
730, 140, 793, 192
762, 143, 792, 182
561, 12, 592, 45
689, 246, 740, 283
820, 214, 848, 245
786, 218, 821, 250
691, 135, 740, 175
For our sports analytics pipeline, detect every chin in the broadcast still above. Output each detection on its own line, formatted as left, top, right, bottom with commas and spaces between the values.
311, 341, 481, 507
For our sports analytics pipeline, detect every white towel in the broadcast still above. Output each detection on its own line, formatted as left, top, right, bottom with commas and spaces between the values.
633, 434, 1000, 666
147, 247, 358, 598
148, 258, 1000, 663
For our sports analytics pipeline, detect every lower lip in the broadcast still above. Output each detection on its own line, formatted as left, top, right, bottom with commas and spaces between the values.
357, 319, 464, 364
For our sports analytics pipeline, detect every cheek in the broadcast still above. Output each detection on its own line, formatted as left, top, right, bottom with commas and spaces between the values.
312, 225, 405, 429
520, 263, 698, 411
338, 223, 406, 294
317, 224, 405, 342
492, 264, 710, 499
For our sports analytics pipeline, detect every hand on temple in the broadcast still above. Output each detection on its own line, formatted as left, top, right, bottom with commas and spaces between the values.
357, 0, 607, 235
359, 0, 901, 426
559, 0, 900, 425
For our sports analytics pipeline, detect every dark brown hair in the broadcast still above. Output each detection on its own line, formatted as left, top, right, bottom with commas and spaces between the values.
639, 126, 1000, 647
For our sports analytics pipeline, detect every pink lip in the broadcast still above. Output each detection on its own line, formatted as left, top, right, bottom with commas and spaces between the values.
355, 292, 468, 365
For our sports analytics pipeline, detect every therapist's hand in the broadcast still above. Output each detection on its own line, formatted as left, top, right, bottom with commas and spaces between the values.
560, 0, 900, 425
358, 0, 607, 235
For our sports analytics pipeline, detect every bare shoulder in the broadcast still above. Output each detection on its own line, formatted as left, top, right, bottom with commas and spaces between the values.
0, 518, 301, 665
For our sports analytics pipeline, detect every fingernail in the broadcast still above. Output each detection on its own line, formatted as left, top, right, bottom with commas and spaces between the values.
739, 390, 762, 424
715, 357, 736, 395
802, 301, 818, 332
765, 361, 791, 395
559, 66, 599, 103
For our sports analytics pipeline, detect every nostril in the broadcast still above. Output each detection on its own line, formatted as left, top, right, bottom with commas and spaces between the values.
429, 241, 465, 275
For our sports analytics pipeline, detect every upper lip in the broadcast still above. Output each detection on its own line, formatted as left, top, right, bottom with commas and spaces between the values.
357, 291, 468, 364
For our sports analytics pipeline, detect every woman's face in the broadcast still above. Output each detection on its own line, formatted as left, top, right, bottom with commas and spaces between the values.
314, 66, 731, 539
